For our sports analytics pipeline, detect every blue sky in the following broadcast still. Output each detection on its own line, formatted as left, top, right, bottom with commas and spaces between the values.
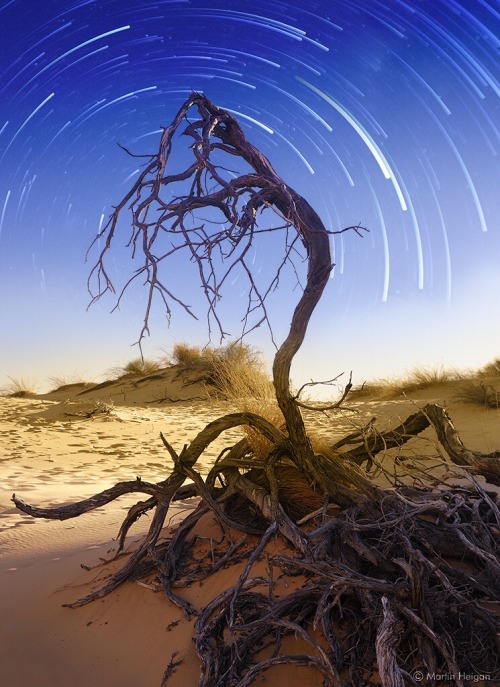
0, 0, 499, 393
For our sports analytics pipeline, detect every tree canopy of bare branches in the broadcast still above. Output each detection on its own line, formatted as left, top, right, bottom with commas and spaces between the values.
88, 91, 365, 469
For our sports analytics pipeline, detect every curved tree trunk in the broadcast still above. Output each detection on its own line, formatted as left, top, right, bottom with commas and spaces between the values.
270, 192, 333, 468
200, 96, 334, 466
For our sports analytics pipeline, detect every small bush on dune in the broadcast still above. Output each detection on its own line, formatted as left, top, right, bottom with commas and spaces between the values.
349, 381, 389, 399
123, 357, 162, 376
390, 366, 465, 395
352, 366, 464, 399
207, 343, 281, 458
454, 380, 499, 408
108, 357, 162, 380
47, 373, 94, 392
170, 341, 273, 397
170, 342, 210, 368
208, 343, 274, 399
1, 376, 39, 397
403, 367, 454, 387
170, 341, 280, 454
477, 357, 500, 378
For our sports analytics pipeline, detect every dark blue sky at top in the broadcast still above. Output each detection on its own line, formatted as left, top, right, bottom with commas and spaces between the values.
0, 0, 498, 389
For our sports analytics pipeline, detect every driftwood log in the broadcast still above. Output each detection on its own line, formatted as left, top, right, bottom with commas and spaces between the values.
13, 95, 499, 686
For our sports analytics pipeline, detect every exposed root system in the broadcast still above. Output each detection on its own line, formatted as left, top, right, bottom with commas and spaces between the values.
13, 403, 500, 686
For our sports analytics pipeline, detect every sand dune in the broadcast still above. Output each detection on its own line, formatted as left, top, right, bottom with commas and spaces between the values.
1, 373, 499, 686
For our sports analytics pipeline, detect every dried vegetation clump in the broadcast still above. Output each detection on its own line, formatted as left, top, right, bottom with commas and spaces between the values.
454, 380, 499, 408
352, 366, 462, 399
108, 357, 163, 379
47, 373, 95, 392
170, 341, 273, 399
171, 341, 282, 459
478, 357, 500, 377
353, 358, 500, 407
1, 376, 39, 397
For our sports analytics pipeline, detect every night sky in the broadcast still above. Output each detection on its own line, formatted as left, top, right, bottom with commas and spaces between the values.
1, 0, 499, 392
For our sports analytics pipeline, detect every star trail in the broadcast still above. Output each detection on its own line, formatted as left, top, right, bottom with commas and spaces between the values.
0, 0, 498, 390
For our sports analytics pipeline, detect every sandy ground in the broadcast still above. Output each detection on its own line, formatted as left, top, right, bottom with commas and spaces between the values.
1, 374, 499, 686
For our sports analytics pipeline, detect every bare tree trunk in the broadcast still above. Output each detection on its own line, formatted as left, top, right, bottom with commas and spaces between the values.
270, 194, 332, 468
198, 97, 334, 466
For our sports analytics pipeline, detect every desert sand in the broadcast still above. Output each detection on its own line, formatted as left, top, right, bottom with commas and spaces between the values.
1, 369, 499, 686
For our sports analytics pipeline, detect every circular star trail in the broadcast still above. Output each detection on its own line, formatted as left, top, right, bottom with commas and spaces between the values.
0, 0, 498, 387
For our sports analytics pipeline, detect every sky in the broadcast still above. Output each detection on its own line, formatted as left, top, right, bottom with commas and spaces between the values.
0, 0, 499, 395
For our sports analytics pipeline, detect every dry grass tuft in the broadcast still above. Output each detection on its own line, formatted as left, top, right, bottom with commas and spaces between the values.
108, 357, 162, 379
47, 373, 94, 392
209, 344, 274, 400
169, 341, 273, 398
210, 344, 282, 460
351, 357, 500, 404
169, 341, 282, 458
454, 380, 499, 408
1, 376, 39, 397
169, 342, 210, 368
401, 367, 456, 387
477, 357, 500, 378
352, 366, 464, 399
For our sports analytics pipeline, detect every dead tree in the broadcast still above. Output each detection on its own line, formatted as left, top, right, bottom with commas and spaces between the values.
13, 94, 500, 686
86, 92, 364, 467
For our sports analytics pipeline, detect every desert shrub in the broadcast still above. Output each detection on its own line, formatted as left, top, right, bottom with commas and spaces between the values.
208, 343, 281, 458
348, 382, 388, 399
208, 343, 273, 397
170, 341, 280, 453
47, 373, 94, 392
477, 357, 500, 377
170, 342, 210, 368
107, 357, 162, 380
168, 342, 219, 386
454, 380, 499, 408
351, 366, 465, 399
170, 341, 273, 396
403, 367, 454, 387
1, 376, 38, 397
123, 357, 161, 376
